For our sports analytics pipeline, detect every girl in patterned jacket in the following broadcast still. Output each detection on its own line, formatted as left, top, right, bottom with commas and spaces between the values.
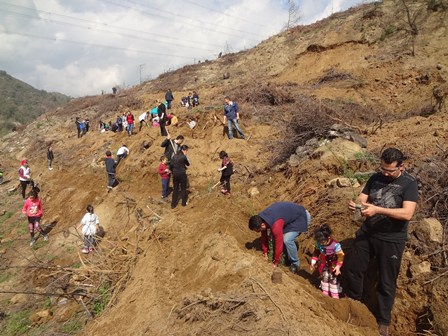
310, 224, 344, 298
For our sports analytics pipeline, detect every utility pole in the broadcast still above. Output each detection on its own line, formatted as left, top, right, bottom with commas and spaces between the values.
138, 64, 145, 84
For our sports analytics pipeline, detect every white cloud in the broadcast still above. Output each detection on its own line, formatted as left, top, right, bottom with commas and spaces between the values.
0, 0, 373, 96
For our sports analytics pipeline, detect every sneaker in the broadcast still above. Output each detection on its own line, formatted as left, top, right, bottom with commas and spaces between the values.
81, 248, 89, 254
43, 235, 49, 242
289, 264, 299, 274
30, 239, 36, 247
107, 186, 113, 190
89, 247, 94, 252
378, 324, 389, 336
49, 167, 53, 170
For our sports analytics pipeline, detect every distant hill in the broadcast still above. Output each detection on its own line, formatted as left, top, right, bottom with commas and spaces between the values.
0, 70, 71, 136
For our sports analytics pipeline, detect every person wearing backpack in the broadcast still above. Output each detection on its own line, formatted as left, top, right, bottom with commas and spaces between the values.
217, 150, 233, 195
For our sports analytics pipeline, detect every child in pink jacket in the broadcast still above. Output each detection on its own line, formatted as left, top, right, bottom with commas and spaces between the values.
22, 190, 48, 246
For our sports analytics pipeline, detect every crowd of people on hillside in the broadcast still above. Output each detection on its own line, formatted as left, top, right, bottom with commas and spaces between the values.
11, 85, 415, 336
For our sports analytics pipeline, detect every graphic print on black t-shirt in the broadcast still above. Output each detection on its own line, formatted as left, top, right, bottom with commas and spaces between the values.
361, 172, 418, 242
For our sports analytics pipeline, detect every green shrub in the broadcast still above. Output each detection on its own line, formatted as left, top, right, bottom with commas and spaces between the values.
380, 25, 395, 41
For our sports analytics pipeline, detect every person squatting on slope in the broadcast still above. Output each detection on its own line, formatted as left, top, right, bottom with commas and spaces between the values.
116, 144, 129, 165
170, 145, 190, 209
47, 145, 54, 170
310, 224, 344, 299
217, 150, 233, 195
223, 96, 245, 140
79, 204, 99, 254
139, 111, 150, 131
18, 159, 31, 200
158, 155, 170, 200
22, 189, 48, 246
105, 150, 117, 190
346, 147, 418, 336
249, 202, 311, 274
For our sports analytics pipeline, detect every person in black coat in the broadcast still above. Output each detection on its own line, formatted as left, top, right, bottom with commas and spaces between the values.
170, 145, 190, 209
165, 89, 174, 109
161, 135, 184, 163
47, 146, 54, 170
105, 150, 117, 189
158, 102, 168, 136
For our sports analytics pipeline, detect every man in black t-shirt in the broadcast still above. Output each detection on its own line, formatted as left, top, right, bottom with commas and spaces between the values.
346, 147, 418, 336
169, 145, 190, 209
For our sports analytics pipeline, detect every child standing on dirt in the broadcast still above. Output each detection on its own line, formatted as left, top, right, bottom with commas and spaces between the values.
79, 204, 99, 254
217, 151, 233, 195
157, 155, 170, 200
22, 190, 48, 246
310, 224, 344, 299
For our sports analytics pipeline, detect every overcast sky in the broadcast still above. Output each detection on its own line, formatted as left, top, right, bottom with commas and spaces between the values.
0, 0, 372, 97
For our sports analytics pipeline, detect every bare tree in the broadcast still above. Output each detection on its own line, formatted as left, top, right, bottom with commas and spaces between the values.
284, 0, 301, 30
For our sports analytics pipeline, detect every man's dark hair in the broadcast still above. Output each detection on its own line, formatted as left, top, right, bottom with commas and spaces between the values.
176, 135, 184, 140
381, 148, 405, 166
224, 96, 230, 100
219, 150, 228, 159
248, 215, 263, 231
181, 145, 189, 151
106, 150, 112, 157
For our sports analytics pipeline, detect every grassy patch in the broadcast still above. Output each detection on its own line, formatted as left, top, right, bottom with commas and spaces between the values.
0, 273, 11, 283
3, 310, 30, 335
92, 282, 111, 316
71, 262, 81, 269
0, 211, 14, 224
61, 318, 83, 334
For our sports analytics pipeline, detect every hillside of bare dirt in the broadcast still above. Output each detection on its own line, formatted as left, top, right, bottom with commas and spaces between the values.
1, 1, 448, 335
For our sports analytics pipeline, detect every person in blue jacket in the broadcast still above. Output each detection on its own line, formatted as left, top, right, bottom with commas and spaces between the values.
249, 202, 311, 274
223, 96, 246, 140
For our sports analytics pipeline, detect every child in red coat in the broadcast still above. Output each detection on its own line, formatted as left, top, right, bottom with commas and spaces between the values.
157, 155, 170, 199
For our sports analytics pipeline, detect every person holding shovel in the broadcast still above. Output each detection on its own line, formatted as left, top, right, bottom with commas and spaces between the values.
248, 202, 311, 274
161, 134, 184, 163
346, 147, 418, 336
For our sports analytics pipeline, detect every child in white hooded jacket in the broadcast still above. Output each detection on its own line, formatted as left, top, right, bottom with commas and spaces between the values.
79, 204, 99, 254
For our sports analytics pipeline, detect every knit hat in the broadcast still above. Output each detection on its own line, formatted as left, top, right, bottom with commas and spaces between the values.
21, 159, 27, 165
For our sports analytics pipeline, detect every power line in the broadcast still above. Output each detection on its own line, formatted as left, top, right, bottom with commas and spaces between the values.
125, 0, 264, 38
0, 29, 205, 60
101, 0, 260, 43
183, 0, 267, 27
0, 3, 222, 52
